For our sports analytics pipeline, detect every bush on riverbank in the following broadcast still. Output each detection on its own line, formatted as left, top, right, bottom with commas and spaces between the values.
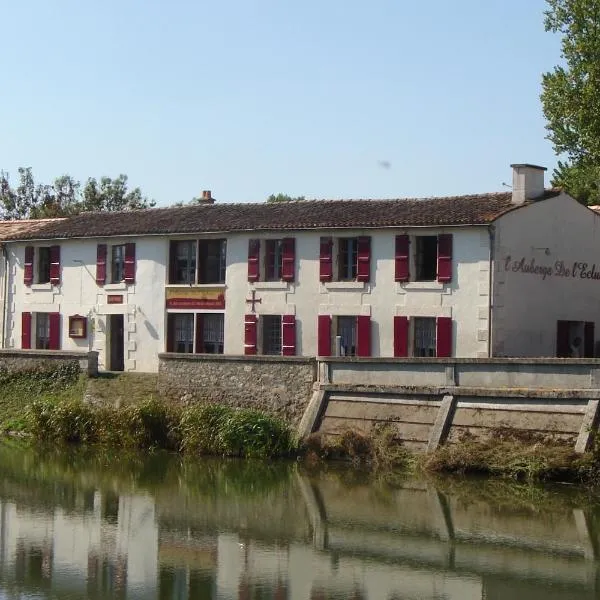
303, 425, 415, 470
26, 397, 297, 459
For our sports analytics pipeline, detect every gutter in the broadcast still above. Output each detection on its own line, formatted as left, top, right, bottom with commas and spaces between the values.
0, 243, 7, 349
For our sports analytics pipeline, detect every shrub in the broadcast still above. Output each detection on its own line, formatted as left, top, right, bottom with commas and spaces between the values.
180, 403, 230, 455
217, 408, 296, 459
27, 399, 97, 445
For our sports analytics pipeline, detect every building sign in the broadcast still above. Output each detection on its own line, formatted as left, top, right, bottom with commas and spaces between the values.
166, 287, 225, 309
503, 255, 600, 281
107, 294, 124, 304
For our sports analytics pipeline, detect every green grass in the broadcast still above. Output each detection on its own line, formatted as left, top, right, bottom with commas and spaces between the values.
84, 372, 159, 406
0, 362, 83, 433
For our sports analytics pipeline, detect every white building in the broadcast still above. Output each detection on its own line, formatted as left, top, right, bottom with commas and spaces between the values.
0, 164, 598, 372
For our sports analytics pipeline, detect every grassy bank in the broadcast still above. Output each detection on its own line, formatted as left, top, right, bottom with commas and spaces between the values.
6, 367, 600, 484
306, 428, 600, 485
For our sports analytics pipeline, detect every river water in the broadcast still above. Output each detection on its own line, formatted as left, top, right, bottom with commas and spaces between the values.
0, 442, 599, 600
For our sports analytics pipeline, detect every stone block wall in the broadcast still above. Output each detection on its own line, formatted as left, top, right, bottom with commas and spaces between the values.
158, 353, 317, 425
0, 349, 98, 377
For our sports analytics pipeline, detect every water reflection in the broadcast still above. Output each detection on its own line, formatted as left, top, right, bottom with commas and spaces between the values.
0, 443, 599, 599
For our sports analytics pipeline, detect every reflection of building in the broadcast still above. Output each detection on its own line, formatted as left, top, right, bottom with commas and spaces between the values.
1, 469, 599, 599
0, 492, 158, 599
4, 164, 600, 370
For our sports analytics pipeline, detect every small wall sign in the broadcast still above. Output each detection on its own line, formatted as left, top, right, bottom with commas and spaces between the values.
68, 315, 87, 339
107, 294, 124, 304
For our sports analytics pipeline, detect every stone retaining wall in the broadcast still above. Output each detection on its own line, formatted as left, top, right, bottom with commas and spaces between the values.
0, 349, 98, 377
158, 353, 316, 425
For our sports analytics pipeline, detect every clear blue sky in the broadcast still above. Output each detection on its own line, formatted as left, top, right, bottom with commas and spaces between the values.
0, 0, 562, 206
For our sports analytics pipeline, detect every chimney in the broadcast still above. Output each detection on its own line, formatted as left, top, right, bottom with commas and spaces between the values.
200, 190, 214, 204
510, 164, 546, 204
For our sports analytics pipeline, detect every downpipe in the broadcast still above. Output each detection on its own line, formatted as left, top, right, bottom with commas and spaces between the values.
0, 243, 7, 349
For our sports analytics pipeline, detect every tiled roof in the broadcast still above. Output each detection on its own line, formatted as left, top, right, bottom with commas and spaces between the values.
0, 191, 562, 241
0, 219, 67, 241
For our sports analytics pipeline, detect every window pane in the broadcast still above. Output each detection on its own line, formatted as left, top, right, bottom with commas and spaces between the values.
265, 240, 283, 281
414, 317, 436, 357
199, 240, 226, 284
337, 316, 356, 357
202, 314, 224, 354
172, 241, 196, 284
416, 236, 437, 281
338, 238, 358, 281
174, 314, 194, 353
262, 315, 282, 355
36, 313, 50, 350
111, 245, 126, 283
38, 247, 51, 284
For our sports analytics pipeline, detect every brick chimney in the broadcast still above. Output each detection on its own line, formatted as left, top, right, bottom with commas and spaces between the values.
199, 190, 214, 204
510, 164, 546, 204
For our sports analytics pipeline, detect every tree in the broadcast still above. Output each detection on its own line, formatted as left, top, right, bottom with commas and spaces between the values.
541, 0, 600, 204
0, 168, 154, 220
81, 175, 153, 212
266, 193, 305, 203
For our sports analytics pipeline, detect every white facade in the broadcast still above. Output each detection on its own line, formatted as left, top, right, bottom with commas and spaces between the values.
492, 194, 600, 357
2, 165, 600, 370
3, 225, 491, 370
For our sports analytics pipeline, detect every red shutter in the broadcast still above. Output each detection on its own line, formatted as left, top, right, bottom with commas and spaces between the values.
394, 316, 409, 357
124, 243, 136, 283
282, 315, 296, 356
281, 238, 296, 282
24, 246, 34, 286
248, 239, 260, 282
195, 314, 204, 353
96, 244, 107, 285
244, 314, 257, 355
21, 312, 32, 349
318, 315, 331, 356
356, 315, 371, 356
585, 321, 595, 358
395, 235, 410, 282
356, 236, 371, 282
437, 234, 453, 283
436, 317, 452, 357
49, 245, 61, 285
49, 313, 61, 350
319, 237, 333, 282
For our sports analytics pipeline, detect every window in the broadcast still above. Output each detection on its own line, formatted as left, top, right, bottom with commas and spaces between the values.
245, 314, 296, 356
37, 247, 51, 284
413, 317, 436, 357
36, 313, 51, 350
25, 245, 60, 286
337, 316, 357, 356
319, 236, 370, 283
111, 245, 126, 283
318, 315, 371, 357
169, 239, 226, 284
172, 241, 196, 284
166, 313, 225, 354
395, 234, 453, 283
338, 238, 358, 281
198, 239, 226, 284
415, 237, 438, 281
170, 314, 194, 353
247, 238, 295, 283
262, 315, 282, 355
265, 240, 284, 281
199, 314, 224, 353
